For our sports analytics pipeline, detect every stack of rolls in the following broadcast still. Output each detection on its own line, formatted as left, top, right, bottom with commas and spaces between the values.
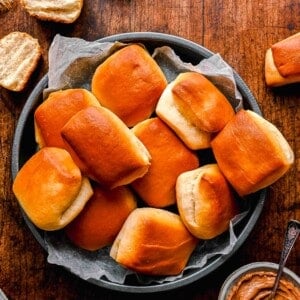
12, 43, 294, 277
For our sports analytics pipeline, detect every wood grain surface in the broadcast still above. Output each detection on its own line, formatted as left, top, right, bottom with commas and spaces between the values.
0, 1, 299, 299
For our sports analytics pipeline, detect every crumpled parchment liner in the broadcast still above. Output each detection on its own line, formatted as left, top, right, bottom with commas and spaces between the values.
44, 34, 250, 285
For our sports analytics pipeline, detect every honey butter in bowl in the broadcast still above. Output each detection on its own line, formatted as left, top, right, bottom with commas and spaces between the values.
218, 262, 300, 300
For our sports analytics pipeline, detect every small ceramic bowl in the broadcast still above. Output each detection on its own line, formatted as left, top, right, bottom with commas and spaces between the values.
218, 262, 300, 300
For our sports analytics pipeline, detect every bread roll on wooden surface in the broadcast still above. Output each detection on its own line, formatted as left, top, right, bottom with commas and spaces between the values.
110, 207, 198, 276
61, 106, 151, 189
91, 44, 167, 127
12, 147, 93, 231
0, 31, 41, 91
211, 109, 294, 196
65, 184, 136, 251
156, 80, 211, 150
131, 117, 199, 207
265, 32, 300, 87
171, 72, 235, 132
21, 0, 83, 23
176, 164, 238, 239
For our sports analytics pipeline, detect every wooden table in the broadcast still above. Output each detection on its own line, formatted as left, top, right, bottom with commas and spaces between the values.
0, 1, 299, 299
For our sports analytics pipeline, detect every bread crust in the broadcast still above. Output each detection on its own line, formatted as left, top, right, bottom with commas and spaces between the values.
34, 88, 100, 171
12, 147, 93, 231
156, 80, 211, 150
211, 109, 294, 196
110, 207, 198, 276
131, 117, 199, 207
171, 72, 235, 132
91, 44, 167, 127
21, 0, 83, 23
176, 164, 238, 239
265, 32, 300, 86
66, 184, 136, 251
61, 106, 151, 188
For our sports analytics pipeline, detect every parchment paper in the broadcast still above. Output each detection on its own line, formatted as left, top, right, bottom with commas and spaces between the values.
43, 34, 248, 285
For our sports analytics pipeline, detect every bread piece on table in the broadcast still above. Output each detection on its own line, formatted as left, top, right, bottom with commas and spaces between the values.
211, 109, 294, 196
265, 32, 300, 87
21, 0, 83, 23
131, 117, 199, 207
171, 72, 235, 133
91, 44, 167, 127
0, 31, 41, 91
65, 184, 136, 251
156, 80, 211, 150
61, 106, 151, 189
12, 147, 93, 231
176, 164, 238, 239
110, 207, 198, 276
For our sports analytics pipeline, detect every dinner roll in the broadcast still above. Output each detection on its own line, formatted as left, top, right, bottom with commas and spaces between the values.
65, 184, 136, 251
211, 109, 294, 196
156, 80, 211, 150
171, 72, 235, 132
34, 88, 100, 149
265, 32, 300, 87
91, 44, 167, 127
21, 0, 83, 24
12, 147, 93, 231
110, 207, 198, 276
176, 164, 238, 239
0, 31, 41, 91
131, 117, 199, 207
61, 106, 151, 189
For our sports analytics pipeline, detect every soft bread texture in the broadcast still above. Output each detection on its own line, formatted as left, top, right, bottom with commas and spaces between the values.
156, 80, 211, 150
211, 109, 294, 196
65, 184, 136, 251
91, 44, 167, 127
131, 117, 199, 207
265, 32, 300, 87
61, 106, 151, 188
171, 72, 235, 132
12, 147, 93, 231
110, 207, 198, 276
176, 164, 238, 239
0, 0, 13, 12
21, 0, 83, 23
0, 32, 41, 91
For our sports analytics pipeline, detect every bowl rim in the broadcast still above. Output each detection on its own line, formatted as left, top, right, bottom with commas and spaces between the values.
11, 31, 266, 293
218, 261, 300, 300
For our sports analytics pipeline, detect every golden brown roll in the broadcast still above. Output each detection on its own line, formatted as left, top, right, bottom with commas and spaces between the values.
156, 79, 211, 150
171, 72, 235, 132
265, 32, 300, 87
91, 44, 167, 127
12, 147, 93, 231
34, 88, 100, 149
110, 207, 198, 276
34, 88, 100, 171
131, 117, 199, 207
176, 164, 238, 239
211, 109, 294, 196
61, 106, 151, 189
65, 184, 137, 251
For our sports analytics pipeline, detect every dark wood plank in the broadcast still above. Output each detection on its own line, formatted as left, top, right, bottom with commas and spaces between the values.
0, 1, 299, 299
